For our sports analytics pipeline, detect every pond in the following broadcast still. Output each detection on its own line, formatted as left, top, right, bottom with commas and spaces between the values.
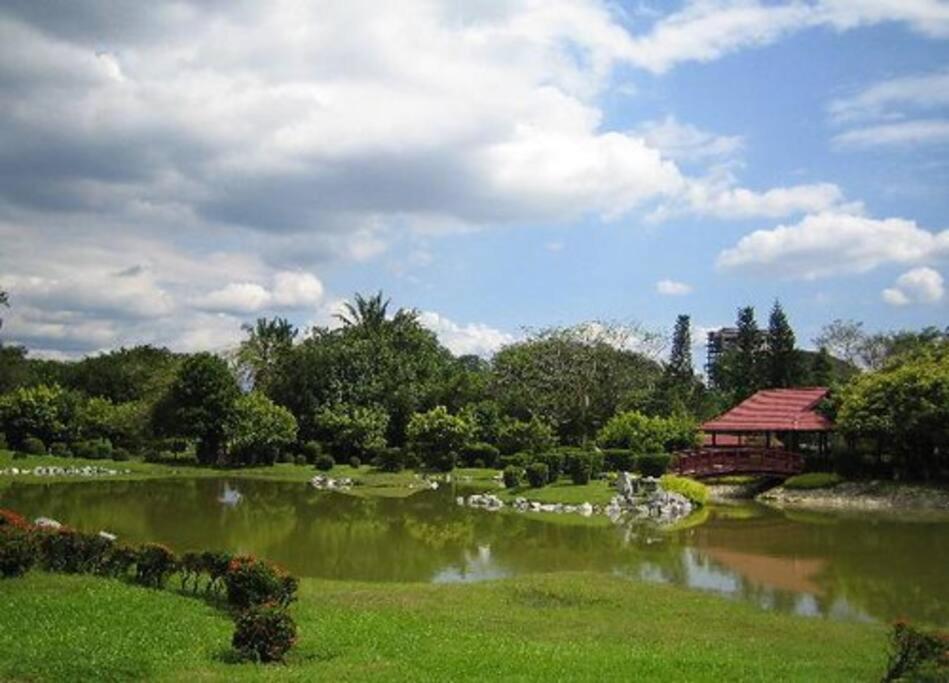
2, 477, 947, 625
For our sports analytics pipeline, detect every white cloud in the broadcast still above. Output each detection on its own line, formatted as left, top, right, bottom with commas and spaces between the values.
717, 212, 949, 279
882, 267, 945, 305
271, 272, 324, 308
623, 1, 949, 74
194, 283, 272, 314
829, 68, 949, 123
636, 115, 743, 164
417, 311, 515, 357
833, 119, 949, 149
656, 279, 693, 296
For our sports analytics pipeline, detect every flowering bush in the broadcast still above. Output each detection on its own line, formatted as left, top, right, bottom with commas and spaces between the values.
0, 509, 31, 530
225, 556, 297, 609
0, 527, 36, 578
135, 543, 178, 588
36, 528, 112, 574
232, 602, 297, 663
884, 620, 948, 681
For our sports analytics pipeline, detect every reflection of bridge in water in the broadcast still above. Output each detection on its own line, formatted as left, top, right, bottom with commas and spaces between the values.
672, 447, 805, 479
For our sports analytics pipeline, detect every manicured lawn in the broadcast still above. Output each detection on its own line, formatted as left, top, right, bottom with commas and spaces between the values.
0, 571, 885, 682
498, 479, 618, 505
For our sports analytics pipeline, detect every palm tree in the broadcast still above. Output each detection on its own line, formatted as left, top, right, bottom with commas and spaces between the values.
334, 291, 391, 330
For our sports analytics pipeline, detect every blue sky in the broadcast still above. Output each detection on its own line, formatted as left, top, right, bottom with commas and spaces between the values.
0, 1, 947, 361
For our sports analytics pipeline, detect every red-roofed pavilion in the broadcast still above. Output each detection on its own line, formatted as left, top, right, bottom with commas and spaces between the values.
674, 387, 834, 478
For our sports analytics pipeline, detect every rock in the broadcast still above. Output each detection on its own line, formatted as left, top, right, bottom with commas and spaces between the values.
578, 502, 593, 517
34, 517, 62, 529
98, 531, 117, 542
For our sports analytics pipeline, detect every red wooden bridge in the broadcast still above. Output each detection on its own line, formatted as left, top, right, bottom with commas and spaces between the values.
671, 447, 805, 479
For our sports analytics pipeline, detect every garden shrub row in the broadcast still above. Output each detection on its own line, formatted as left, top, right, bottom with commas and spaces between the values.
0, 509, 298, 663
501, 449, 672, 488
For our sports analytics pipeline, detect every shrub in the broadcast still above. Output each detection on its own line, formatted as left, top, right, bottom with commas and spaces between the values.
597, 411, 699, 454
314, 453, 335, 471
602, 448, 635, 472
783, 472, 844, 490
0, 509, 31, 529
73, 438, 112, 460
200, 550, 233, 593
22, 436, 46, 455
0, 527, 36, 578
301, 441, 323, 464
660, 475, 709, 506
278, 452, 294, 464
36, 528, 112, 574
406, 406, 474, 472
225, 556, 297, 610
568, 452, 593, 485
232, 603, 297, 663
0, 432, 7, 450
348, 456, 361, 469
636, 453, 671, 477
135, 543, 178, 589
460, 442, 499, 468
883, 621, 948, 682
497, 417, 556, 455
292, 455, 306, 466
499, 452, 530, 469
378, 447, 405, 472
526, 462, 549, 488
229, 392, 298, 466
50, 441, 71, 457
533, 452, 565, 482
503, 465, 523, 489
313, 404, 388, 460
101, 544, 138, 578
113, 447, 130, 462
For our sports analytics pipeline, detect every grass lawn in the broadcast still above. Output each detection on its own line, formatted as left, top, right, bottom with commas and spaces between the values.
0, 571, 885, 682
497, 479, 618, 506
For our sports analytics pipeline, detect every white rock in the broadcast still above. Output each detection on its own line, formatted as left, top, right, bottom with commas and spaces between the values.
34, 517, 62, 529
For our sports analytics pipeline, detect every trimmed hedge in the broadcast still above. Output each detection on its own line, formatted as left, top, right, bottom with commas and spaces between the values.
232, 603, 298, 663
22, 436, 46, 455
503, 465, 523, 489
660, 475, 709, 506
636, 453, 671, 477
526, 462, 549, 488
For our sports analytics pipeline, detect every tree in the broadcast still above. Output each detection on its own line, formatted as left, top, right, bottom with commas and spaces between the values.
766, 300, 799, 388
0, 288, 7, 333
811, 347, 834, 386
0, 384, 80, 447
814, 319, 865, 366
666, 315, 693, 382
154, 353, 240, 465
229, 392, 298, 466
313, 403, 389, 459
68, 346, 181, 404
334, 291, 392, 331
496, 416, 556, 455
406, 406, 474, 471
235, 318, 297, 394
732, 306, 762, 401
837, 346, 949, 480
491, 323, 663, 444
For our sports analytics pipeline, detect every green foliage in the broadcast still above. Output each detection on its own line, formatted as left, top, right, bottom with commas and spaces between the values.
526, 462, 550, 488
811, 346, 834, 386
314, 454, 335, 471
601, 448, 635, 472
783, 472, 844, 490
228, 391, 298, 466
0, 384, 79, 447
533, 451, 566, 481
348, 456, 361, 468
460, 400, 502, 445
301, 440, 323, 463
35, 528, 113, 574
224, 556, 297, 610
568, 452, 593, 485
314, 403, 389, 460
49, 441, 70, 457
460, 442, 499, 468
597, 411, 698, 454
235, 317, 297, 395
72, 438, 113, 460
378, 447, 406, 472
0, 527, 35, 578
406, 406, 474, 471
502, 465, 523, 488
154, 353, 240, 465
766, 300, 800, 388
135, 543, 179, 589
837, 346, 949, 479
659, 475, 708, 506
636, 453, 671, 477
21, 435, 46, 455
67, 346, 181, 404
232, 603, 298, 663
491, 324, 663, 444
883, 621, 949, 682
497, 416, 556, 455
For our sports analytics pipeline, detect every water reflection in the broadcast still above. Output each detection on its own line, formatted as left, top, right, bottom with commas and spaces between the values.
2, 477, 946, 625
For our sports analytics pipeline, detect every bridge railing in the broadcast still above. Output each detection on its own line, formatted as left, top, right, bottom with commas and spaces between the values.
671, 447, 804, 478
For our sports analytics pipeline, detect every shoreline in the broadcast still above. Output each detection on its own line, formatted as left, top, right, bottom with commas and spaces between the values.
755, 480, 949, 515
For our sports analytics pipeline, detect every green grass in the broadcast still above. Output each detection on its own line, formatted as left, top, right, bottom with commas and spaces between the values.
497, 478, 618, 505
0, 571, 885, 682
783, 472, 844, 490
660, 475, 709, 506
705, 475, 762, 486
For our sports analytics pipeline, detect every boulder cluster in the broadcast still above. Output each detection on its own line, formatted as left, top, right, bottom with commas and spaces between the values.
0, 465, 130, 477
310, 474, 353, 490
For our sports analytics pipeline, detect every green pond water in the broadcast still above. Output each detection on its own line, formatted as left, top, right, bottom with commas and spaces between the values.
2, 477, 947, 625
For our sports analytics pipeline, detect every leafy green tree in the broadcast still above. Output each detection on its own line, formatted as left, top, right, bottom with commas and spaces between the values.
313, 403, 389, 459
406, 406, 474, 471
766, 300, 799, 388
68, 346, 181, 404
491, 323, 663, 444
811, 347, 834, 386
334, 291, 392, 331
0, 384, 81, 447
496, 416, 556, 455
460, 400, 503, 445
597, 411, 699, 454
235, 318, 297, 394
837, 345, 949, 480
229, 392, 298, 465
154, 353, 240, 465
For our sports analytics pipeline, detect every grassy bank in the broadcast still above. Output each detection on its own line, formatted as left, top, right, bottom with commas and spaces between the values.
0, 571, 884, 682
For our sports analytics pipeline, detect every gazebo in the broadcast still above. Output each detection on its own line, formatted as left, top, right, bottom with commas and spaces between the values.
673, 387, 833, 478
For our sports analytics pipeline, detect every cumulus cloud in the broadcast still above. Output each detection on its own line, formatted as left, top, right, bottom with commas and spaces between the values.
833, 119, 949, 149
882, 267, 945, 305
717, 212, 949, 279
417, 311, 516, 357
656, 279, 693, 296
636, 116, 743, 164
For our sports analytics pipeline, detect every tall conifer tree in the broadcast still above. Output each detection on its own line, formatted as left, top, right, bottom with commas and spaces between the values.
733, 306, 761, 401
766, 300, 798, 388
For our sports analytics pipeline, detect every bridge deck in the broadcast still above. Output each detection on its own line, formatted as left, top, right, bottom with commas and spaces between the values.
672, 447, 805, 479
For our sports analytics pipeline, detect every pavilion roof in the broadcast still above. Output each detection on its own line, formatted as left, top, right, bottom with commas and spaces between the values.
702, 387, 833, 433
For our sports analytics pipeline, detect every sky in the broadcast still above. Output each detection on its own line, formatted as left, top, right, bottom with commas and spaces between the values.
1, 0, 947, 362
